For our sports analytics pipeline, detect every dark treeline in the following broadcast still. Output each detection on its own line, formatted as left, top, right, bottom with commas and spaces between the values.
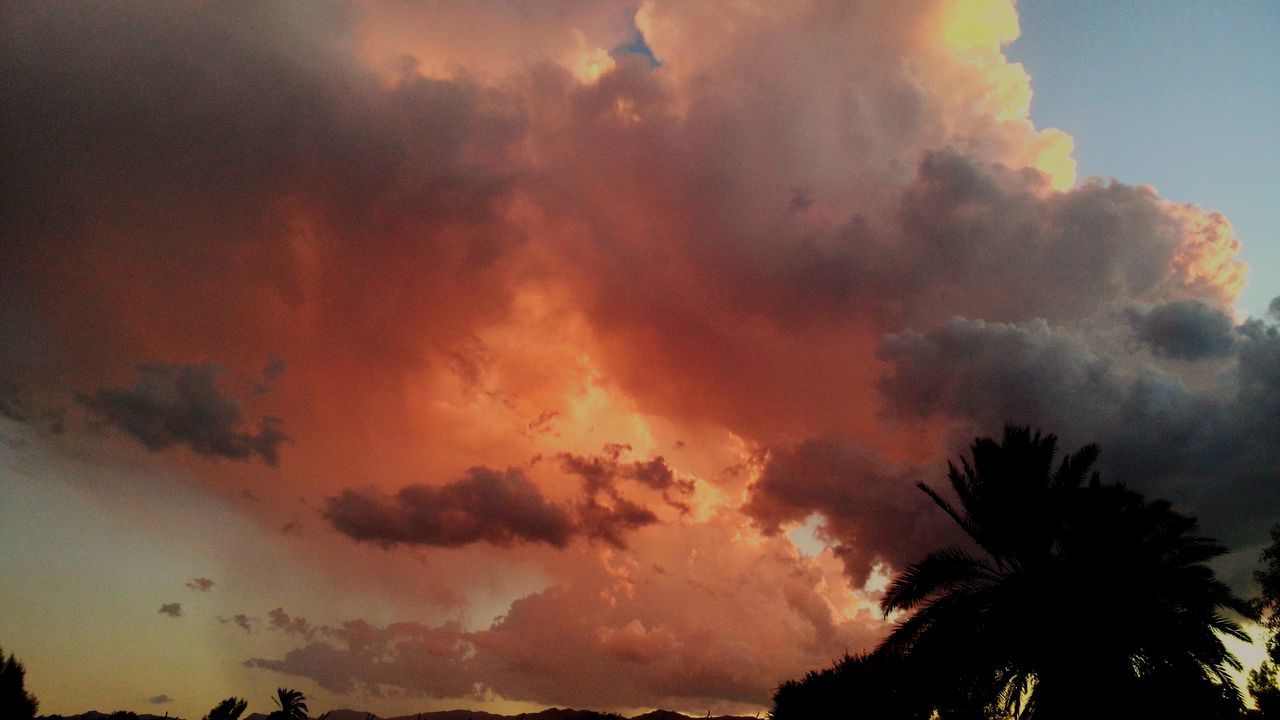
771, 425, 1280, 720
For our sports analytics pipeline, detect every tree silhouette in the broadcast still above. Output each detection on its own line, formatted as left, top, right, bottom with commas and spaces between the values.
203, 696, 249, 720
0, 645, 39, 720
769, 651, 933, 719
267, 688, 308, 720
880, 425, 1250, 719
1250, 523, 1280, 718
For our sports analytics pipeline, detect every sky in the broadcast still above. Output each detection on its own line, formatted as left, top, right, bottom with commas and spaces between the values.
0, 2, 1277, 719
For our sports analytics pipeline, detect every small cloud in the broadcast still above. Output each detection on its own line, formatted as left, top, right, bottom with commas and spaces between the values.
147, 695, 174, 705
159, 602, 183, 618
267, 607, 317, 639
218, 613, 258, 633
186, 577, 214, 592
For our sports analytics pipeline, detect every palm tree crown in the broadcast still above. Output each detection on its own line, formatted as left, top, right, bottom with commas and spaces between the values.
268, 688, 308, 720
880, 425, 1250, 719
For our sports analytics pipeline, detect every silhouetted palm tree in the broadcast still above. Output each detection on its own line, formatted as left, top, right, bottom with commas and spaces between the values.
267, 688, 308, 720
880, 425, 1250, 719
0, 645, 39, 720
203, 696, 249, 720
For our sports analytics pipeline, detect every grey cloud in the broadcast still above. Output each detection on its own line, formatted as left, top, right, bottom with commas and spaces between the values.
877, 317, 1124, 429
875, 313, 1280, 557
78, 363, 289, 465
158, 602, 182, 618
147, 695, 173, 704
1128, 299, 1238, 360
325, 467, 578, 549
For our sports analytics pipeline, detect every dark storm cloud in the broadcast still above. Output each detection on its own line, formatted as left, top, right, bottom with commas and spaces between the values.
324, 467, 578, 549
875, 312, 1280, 553
78, 363, 289, 465
1127, 299, 1238, 360
742, 437, 957, 586
158, 602, 182, 618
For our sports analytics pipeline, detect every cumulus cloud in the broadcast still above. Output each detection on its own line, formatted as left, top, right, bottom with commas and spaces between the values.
325, 467, 578, 549
78, 364, 288, 465
1128, 299, 1238, 360
876, 312, 1280, 552
158, 602, 182, 618
1, 0, 1272, 712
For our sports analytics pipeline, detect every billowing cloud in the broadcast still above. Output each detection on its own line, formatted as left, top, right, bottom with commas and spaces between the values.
250, 518, 885, 711
78, 364, 288, 465
158, 603, 182, 618
325, 467, 578, 549
876, 309, 1280, 553
1128, 299, 1238, 360
1, 0, 1272, 714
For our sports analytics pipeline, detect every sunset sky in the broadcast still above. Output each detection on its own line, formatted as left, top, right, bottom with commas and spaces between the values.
1, 2, 1277, 718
